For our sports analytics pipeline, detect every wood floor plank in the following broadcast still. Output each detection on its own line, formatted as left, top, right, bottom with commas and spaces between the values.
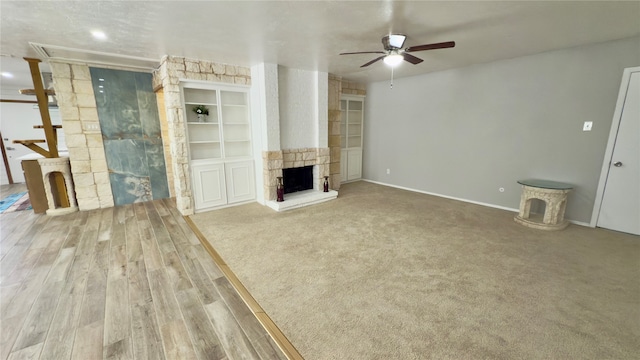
1, 265, 49, 321
205, 300, 261, 360
76, 267, 107, 329
108, 244, 127, 282
147, 269, 182, 326
103, 338, 133, 360
11, 279, 65, 352
213, 276, 287, 359
128, 259, 152, 307
98, 207, 114, 242
0, 215, 49, 281
71, 320, 103, 360
62, 222, 87, 250
45, 246, 76, 282
151, 199, 171, 217
144, 201, 176, 257
39, 273, 88, 360
1, 313, 28, 360
109, 206, 126, 249
103, 278, 132, 360
176, 287, 226, 360
163, 251, 193, 292
159, 320, 198, 360
163, 199, 201, 246
136, 220, 163, 272
0, 247, 44, 287
181, 253, 222, 305
130, 302, 165, 360
7, 342, 43, 360
124, 205, 142, 264
72, 209, 89, 227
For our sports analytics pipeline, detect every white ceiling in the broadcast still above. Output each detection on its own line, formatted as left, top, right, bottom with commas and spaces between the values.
1, 1, 639, 94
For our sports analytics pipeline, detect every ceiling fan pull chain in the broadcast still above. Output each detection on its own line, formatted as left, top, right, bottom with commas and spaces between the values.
390, 67, 394, 89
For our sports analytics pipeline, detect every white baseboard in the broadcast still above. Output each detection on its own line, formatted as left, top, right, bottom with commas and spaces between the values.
361, 179, 592, 228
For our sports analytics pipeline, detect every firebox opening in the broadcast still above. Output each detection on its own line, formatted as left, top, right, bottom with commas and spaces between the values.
283, 166, 314, 194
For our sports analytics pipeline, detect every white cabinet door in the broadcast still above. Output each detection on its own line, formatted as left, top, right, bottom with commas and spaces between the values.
340, 150, 348, 182
224, 160, 256, 204
192, 163, 227, 209
347, 150, 362, 181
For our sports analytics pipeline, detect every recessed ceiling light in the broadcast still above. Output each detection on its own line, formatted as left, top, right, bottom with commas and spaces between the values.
1, 72, 14, 78
91, 30, 107, 40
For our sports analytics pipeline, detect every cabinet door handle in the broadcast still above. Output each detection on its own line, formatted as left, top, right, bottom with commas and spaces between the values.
613, 161, 623, 167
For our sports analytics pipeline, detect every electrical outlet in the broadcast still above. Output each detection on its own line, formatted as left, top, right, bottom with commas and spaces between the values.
583, 121, 593, 131
386, 168, 390, 175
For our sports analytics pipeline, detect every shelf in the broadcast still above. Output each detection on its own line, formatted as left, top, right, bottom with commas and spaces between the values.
222, 104, 247, 108
224, 140, 250, 143
189, 140, 220, 144
185, 102, 217, 106
223, 122, 249, 125
187, 122, 218, 125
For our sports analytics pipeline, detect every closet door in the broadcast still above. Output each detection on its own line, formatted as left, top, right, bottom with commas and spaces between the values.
596, 69, 640, 235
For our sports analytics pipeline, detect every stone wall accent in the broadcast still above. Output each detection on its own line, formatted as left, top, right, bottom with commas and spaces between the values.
155, 89, 175, 197
153, 55, 251, 215
50, 61, 113, 210
262, 147, 330, 201
328, 74, 342, 190
341, 80, 366, 96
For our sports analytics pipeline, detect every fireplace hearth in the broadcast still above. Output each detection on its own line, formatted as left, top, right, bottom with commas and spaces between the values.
283, 166, 314, 194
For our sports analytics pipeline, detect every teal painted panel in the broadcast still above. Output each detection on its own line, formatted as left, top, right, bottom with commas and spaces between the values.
91, 67, 170, 206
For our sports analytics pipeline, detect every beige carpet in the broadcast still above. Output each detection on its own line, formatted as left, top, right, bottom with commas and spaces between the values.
190, 181, 640, 359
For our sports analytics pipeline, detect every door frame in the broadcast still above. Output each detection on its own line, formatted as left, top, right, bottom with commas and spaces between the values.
590, 66, 640, 227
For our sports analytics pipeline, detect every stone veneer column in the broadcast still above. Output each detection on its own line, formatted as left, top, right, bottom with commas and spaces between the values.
152, 56, 251, 215
328, 74, 342, 190
50, 61, 113, 210
154, 89, 175, 197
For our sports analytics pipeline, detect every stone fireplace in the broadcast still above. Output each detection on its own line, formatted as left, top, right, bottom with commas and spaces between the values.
263, 147, 337, 211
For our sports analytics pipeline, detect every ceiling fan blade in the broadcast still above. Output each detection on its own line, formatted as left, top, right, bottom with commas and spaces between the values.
405, 41, 455, 53
340, 51, 385, 55
402, 53, 423, 65
360, 56, 385, 68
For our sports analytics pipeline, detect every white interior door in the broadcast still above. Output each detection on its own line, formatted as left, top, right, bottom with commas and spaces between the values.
596, 69, 640, 235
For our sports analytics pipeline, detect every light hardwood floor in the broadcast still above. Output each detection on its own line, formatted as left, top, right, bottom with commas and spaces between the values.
0, 196, 288, 360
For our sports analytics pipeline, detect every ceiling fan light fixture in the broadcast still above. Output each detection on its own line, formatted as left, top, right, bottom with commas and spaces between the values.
387, 34, 406, 49
383, 53, 403, 67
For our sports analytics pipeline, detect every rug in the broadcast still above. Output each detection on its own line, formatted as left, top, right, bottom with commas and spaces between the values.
0, 192, 32, 214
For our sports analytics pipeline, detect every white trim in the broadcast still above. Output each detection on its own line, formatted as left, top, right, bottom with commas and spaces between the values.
590, 66, 640, 228
34, 43, 159, 71
362, 179, 591, 227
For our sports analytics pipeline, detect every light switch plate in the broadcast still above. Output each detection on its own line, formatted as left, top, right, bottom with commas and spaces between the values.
583, 121, 593, 131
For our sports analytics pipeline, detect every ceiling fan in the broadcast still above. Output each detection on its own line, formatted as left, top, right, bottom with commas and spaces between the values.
340, 34, 455, 68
